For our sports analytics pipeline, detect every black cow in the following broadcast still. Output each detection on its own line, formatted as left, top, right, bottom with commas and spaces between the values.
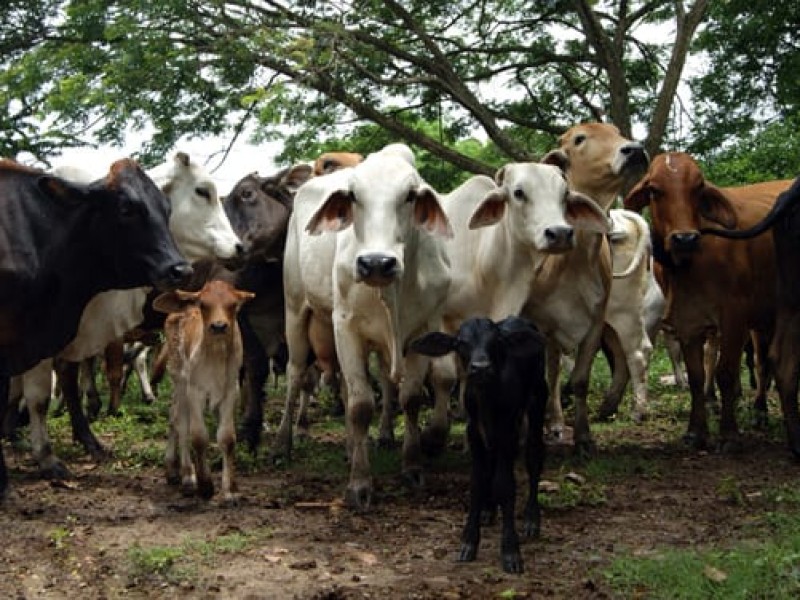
700, 176, 800, 457
0, 158, 190, 498
223, 165, 314, 452
410, 316, 548, 574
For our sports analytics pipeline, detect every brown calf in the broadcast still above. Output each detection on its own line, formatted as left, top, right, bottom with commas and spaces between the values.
625, 152, 788, 451
154, 280, 254, 502
312, 152, 364, 176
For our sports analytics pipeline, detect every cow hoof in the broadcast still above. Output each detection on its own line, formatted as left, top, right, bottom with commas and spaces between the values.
197, 480, 215, 500
420, 426, 448, 457
546, 425, 564, 442
377, 433, 396, 450
221, 492, 241, 507
402, 468, 425, 489
596, 406, 617, 422
106, 408, 121, 419
39, 462, 73, 481
166, 473, 181, 486
344, 481, 372, 511
753, 411, 768, 430
480, 508, 496, 526
501, 551, 524, 574
632, 411, 647, 425
270, 438, 293, 464
142, 393, 157, 404
682, 431, 708, 450
457, 543, 477, 563
88, 444, 110, 463
718, 438, 743, 455
523, 517, 541, 539
181, 482, 195, 497
574, 438, 596, 460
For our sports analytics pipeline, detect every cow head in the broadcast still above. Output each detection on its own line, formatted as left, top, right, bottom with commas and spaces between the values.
468, 163, 610, 253
147, 152, 243, 263
313, 152, 364, 176
38, 158, 192, 289
624, 152, 737, 266
225, 164, 313, 260
304, 144, 452, 287
153, 279, 254, 338
542, 123, 649, 211
410, 317, 543, 386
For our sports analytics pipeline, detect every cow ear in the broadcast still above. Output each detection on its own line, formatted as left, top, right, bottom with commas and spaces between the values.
38, 175, 90, 206
152, 290, 200, 314
699, 184, 738, 229
408, 331, 457, 357
281, 164, 313, 195
235, 290, 256, 306
174, 152, 191, 168
305, 189, 354, 235
624, 177, 651, 212
412, 187, 453, 238
541, 149, 569, 174
469, 189, 507, 229
565, 191, 611, 234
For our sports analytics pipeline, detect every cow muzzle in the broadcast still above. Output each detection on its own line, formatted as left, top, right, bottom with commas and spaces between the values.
209, 321, 229, 335
355, 253, 400, 287
158, 262, 194, 290
467, 359, 494, 383
618, 143, 649, 175
542, 226, 575, 252
668, 230, 700, 264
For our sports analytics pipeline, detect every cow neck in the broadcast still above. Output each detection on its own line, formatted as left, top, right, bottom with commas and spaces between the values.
8, 196, 121, 374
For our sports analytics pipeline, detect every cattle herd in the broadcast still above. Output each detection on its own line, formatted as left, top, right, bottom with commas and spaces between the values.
1, 124, 799, 575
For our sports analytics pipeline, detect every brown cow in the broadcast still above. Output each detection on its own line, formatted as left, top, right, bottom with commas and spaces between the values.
154, 280, 254, 502
625, 152, 789, 450
699, 176, 800, 458
312, 152, 364, 176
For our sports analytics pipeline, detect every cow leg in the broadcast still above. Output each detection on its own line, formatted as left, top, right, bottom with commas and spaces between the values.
187, 391, 213, 500
703, 331, 720, 412
715, 327, 747, 453
165, 386, 182, 486
80, 357, 102, 421
376, 366, 396, 449
58, 360, 107, 460
275, 308, 312, 461
495, 435, 522, 574
420, 354, 455, 456
217, 388, 239, 505
597, 328, 630, 420
523, 379, 548, 539
149, 342, 168, 388
340, 353, 374, 509
131, 347, 157, 404
662, 328, 688, 389
105, 340, 125, 417
773, 313, 800, 459
569, 325, 605, 456
238, 314, 269, 454
398, 352, 430, 488
601, 320, 651, 424
545, 338, 565, 440
459, 421, 490, 564
0, 360, 9, 500
24, 360, 71, 480
682, 335, 710, 449
751, 331, 772, 428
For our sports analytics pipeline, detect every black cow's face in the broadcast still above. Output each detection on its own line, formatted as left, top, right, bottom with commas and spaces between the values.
225, 164, 313, 260
89, 159, 191, 289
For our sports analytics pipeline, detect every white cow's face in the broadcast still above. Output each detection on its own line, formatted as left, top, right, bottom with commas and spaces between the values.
469, 163, 610, 253
305, 147, 451, 288
148, 153, 243, 263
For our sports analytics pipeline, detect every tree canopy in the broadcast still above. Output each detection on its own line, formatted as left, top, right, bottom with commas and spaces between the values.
1, 1, 796, 184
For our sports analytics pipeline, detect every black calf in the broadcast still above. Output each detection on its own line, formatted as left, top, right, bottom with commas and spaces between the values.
410, 316, 548, 574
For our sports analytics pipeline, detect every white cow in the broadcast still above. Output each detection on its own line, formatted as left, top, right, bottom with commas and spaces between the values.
280, 143, 452, 509
434, 163, 612, 454
16, 154, 242, 478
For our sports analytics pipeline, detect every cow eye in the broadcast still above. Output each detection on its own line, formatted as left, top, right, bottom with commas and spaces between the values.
573, 134, 586, 146
513, 188, 526, 201
195, 186, 211, 200
405, 191, 416, 204
119, 200, 142, 220
241, 189, 255, 203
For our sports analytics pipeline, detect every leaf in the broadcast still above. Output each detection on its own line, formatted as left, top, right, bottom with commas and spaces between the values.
703, 565, 728, 583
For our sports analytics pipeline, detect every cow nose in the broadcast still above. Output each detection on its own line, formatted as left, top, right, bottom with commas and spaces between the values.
356, 254, 398, 280
544, 226, 574, 248
671, 231, 700, 250
620, 143, 649, 168
468, 359, 492, 377
169, 263, 193, 285
235, 242, 245, 256
209, 321, 228, 335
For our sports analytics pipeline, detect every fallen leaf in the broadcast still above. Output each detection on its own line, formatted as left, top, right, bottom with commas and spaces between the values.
703, 565, 728, 583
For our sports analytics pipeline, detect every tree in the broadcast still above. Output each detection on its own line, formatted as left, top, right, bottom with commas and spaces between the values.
690, 1, 800, 155
2, 1, 709, 172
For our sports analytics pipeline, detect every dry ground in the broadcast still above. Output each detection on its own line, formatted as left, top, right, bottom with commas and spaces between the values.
1, 389, 798, 599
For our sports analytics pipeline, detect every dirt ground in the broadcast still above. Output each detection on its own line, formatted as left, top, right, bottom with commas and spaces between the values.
1, 405, 798, 599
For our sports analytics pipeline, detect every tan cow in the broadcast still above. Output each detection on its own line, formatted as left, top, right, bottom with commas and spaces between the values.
154, 280, 254, 503
543, 123, 652, 423
312, 152, 364, 176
